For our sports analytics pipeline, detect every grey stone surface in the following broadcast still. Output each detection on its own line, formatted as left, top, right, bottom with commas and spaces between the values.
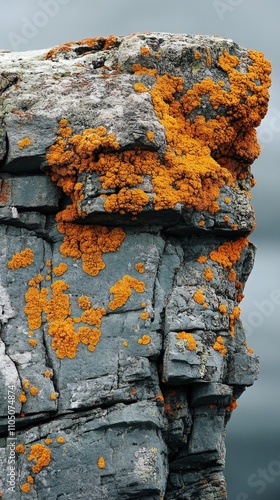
0, 32, 271, 499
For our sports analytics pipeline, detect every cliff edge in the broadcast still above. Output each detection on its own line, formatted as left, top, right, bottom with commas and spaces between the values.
0, 33, 271, 499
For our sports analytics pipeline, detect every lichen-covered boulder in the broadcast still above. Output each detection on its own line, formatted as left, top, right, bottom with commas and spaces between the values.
0, 33, 271, 499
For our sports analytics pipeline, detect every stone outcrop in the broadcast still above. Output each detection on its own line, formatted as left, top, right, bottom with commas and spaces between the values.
0, 33, 271, 499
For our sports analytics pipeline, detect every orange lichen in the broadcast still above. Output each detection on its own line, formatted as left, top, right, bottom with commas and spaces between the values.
140, 47, 150, 55
223, 215, 230, 222
122, 341, 128, 347
210, 237, 248, 269
97, 457, 106, 469
53, 263, 68, 276
135, 262, 145, 273
228, 268, 237, 281
44, 439, 52, 445
27, 476, 34, 484
145, 49, 269, 194
24, 266, 107, 358
16, 444, 25, 454
194, 51, 201, 60
140, 311, 149, 320
57, 223, 126, 276
30, 386, 39, 396
155, 394, 164, 402
44, 370, 52, 378
134, 82, 148, 93
48, 318, 79, 359
224, 197, 231, 204
213, 336, 227, 355
45, 46, 270, 221
132, 64, 157, 77
219, 304, 227, 314
197, 256, 207, 264
80, 307, 106, 326
235, 280, 244, 290
57, 436, 65, 444
193, 289, 205, 304
27, 443, 51, 474
20, 483, 31, 493
50, 393, 57, 400
46, 122, 121, 220
147, 74, 232, 211
229, 305, 241, 337
205, 47, 211, 67
237, 292, 244, 303
226, 397, 238, 412
146, 131, 155, 141
232, 305, 241, 319
204, 267, 214, 281
23, 379, 29, 389
78, 326, 101, 352
176, 331, 197, 350
45, 280, 71, 323
198, 220, 205, 226
104, 188, 149, 215
7, 248, 34, 270
46, 35, 119, 60
18, 392, 27, 403
78, 296, 91, 310
108, 275, 145, 310
28, 339, 38, 347
209, 201, 220, 213
24, 285, 46, 330
193, 289, 207, 308
28, 274, 43, 287
138, 334, 151, 345
18, 137, 31, 149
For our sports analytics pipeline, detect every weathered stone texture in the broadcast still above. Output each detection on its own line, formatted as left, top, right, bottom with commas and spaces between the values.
0, 33, 271, 499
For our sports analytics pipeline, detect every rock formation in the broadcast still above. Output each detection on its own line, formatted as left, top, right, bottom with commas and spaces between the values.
0, 33, 271, 499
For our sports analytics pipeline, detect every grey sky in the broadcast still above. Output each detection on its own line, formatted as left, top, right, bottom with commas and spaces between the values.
1, 1, 279, 497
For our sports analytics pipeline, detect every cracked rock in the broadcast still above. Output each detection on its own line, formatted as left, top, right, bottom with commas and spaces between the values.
0, 32, 271, 499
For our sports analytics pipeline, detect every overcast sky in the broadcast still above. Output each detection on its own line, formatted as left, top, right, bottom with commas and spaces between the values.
1, 1, 279, 497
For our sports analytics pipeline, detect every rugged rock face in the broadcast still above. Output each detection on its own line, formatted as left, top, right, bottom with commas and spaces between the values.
0, 33, 271, 499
